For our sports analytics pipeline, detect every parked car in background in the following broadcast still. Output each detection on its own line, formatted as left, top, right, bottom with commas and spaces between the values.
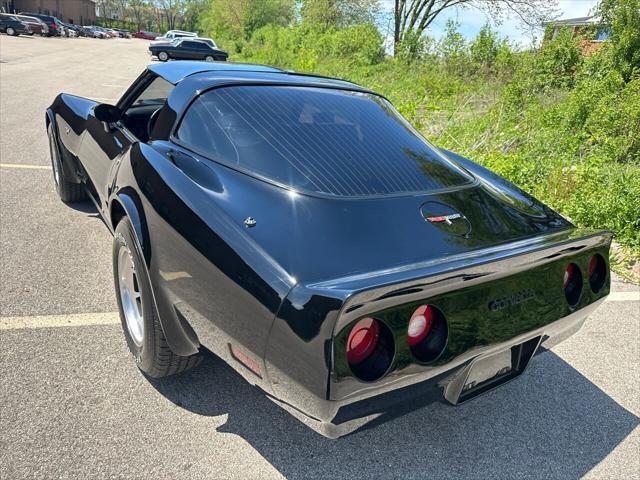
113, 28, 132, 38
75, 25, 94, 37
133, 30, 160, 40
0, 13, 31, 36
84, 26, 107, 38
149, 38, 228, 62
15, 14, 48, 36
20, 12, 63, 36
61, 23, 78, 37
152, 36, 218, 49
152, 29, 197, 44
64, 24, 88, 37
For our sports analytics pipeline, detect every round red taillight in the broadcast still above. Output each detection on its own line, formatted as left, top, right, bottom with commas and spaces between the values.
564, 262, 583, 305
563, 263, 575, 289
588, 254, 607, 293
588, 256, 598, 276
407, 305, 434, 346
346, 317, 380, 365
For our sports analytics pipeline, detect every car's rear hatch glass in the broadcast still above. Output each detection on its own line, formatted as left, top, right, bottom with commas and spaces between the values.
176, 85, 474, 197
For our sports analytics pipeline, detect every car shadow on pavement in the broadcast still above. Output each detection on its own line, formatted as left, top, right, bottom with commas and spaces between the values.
64, 199, 100, 215
148, 349, 638, 479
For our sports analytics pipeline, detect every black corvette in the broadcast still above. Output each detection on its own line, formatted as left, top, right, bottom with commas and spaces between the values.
149, 38, 228, 62
46, 62, 611, 438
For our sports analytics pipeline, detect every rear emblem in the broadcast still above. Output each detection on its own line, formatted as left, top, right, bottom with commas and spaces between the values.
425, 213, 462, 225
420, 202, 471, 238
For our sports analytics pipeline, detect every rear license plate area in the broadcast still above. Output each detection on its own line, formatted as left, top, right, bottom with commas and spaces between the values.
446, 336, 541, 404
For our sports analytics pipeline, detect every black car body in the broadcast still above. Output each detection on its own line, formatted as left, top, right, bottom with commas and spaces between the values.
0, 14, 31, 35
46, 62, 611, 438
149, 38, 228, 62
20, 12, 63, 36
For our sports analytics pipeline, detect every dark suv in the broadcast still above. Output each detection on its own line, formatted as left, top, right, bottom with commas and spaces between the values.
20, 12, 63, 36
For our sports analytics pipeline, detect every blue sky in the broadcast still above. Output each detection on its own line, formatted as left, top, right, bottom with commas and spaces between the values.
379, 0, 600, 48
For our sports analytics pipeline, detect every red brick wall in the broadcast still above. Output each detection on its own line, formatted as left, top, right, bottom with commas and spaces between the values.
10, 0, 96, 24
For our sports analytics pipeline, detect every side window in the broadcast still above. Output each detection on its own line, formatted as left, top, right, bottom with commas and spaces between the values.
129, 76, 174, 107
176, 94, 238, 165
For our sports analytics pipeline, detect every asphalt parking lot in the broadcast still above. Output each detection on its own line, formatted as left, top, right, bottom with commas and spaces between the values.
1, 34, 639, 479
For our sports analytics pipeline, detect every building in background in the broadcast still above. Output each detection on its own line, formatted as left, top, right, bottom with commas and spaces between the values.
544, 16, 610, 54
0, 0, 96, 25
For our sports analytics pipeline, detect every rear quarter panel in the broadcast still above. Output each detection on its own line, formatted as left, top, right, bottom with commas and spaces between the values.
113, 142, 295, 390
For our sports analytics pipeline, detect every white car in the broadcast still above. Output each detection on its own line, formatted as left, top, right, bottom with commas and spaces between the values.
151, 36, 218, 50
151, 29, 197, 45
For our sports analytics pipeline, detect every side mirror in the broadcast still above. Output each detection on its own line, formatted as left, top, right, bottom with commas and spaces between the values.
94, 103, 122, 124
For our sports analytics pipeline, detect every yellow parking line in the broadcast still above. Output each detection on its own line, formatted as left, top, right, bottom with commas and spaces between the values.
0, 163, 51, 170
0, 312, 120, 330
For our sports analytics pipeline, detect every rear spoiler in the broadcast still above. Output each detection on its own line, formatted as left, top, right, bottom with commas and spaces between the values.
308, 228, 612, 334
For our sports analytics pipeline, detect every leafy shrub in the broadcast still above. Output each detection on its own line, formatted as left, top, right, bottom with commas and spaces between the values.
599, 0, 640, 81
534, 26, 583, 88
470, 24, 499, 66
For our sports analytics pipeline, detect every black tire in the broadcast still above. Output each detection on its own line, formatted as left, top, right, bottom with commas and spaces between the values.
158, 51, 168, 62
47, 124, 86, 202
113, 217, 202, 378
204, 55, 214, 62
6, 27, 16, 36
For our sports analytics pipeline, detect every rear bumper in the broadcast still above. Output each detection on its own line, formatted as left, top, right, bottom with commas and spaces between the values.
271, 297, 603, 438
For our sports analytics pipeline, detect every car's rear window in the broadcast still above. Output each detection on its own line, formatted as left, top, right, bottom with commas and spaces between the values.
176, 86, 474, 196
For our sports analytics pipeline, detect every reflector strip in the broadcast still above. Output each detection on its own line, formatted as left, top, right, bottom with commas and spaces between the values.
230, 344, 262, 378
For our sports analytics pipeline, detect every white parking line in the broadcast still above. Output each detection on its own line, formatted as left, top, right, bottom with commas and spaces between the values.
607, 291, 639, 301
0, 290, 636, 332
0, 163, 50, 170
0, 312, 120, 330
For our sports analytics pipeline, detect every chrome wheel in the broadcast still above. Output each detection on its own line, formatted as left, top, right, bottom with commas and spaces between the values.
205, 56, 214, 62
117, 245, 144, 346
48, 129, 61, 186
158, 51, 168, 62
7, 27, 15, 36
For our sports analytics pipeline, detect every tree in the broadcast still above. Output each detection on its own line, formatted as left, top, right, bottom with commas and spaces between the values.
201, 0, 295, 42
393, 0, 558, 53
300, 0, 380, 29
155, 0, 182, 30
181, 0, 208, 32
598, 0, 640, 82
470, 23, 499, 65
129, 0, 146, 31
243, 0, 295, 39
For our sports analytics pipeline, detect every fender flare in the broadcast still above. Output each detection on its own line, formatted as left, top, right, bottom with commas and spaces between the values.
110, 190, 200, 356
